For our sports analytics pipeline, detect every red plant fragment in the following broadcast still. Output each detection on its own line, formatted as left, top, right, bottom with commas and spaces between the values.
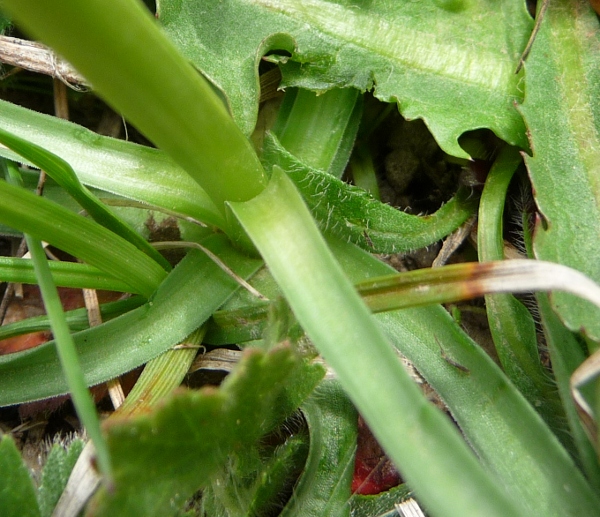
352, 416, 401, 495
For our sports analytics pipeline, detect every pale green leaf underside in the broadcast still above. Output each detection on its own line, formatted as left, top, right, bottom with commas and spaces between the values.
518, 0, 600, 340
158, 0, 531, 157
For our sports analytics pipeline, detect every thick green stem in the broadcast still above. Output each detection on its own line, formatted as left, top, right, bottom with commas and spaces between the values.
0, 0, 267, 211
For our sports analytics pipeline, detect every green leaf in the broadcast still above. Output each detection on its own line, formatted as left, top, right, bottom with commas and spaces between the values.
0, 177, 167, 298
202, 433, 308, 516
518, 0, 600, 340
537, 292, 600, 489
280, 380, 357, 517
0, 99, 225, 229
273, 87, 362, 177
477, 147, 567, 441
0, 257, 135, 293
264, 133, 477, 253
0, 298, 144, 343
329, 237, 600, 517
158, 0, 531, 157
38, 439, 85, 517
0, 235, 262, 405
1, 0, 268, 212
230, 167, 525, 517
0, 435, 41, 517
350, 484, 413, 517
0, 130, 170, 270
89, 346, 323, 517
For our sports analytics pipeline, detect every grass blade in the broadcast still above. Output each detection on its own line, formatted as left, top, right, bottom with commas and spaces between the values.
0, 128, 171, 270
0, 175, 167, 298
230, 167, 524, 517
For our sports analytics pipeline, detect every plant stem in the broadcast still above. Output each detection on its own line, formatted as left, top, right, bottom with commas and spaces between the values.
0, 0, 267, 211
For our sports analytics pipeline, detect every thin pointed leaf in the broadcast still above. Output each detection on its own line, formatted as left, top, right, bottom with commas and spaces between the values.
0, 130, 170, 270
0, 257, 135, 293
0, 178, 166, 298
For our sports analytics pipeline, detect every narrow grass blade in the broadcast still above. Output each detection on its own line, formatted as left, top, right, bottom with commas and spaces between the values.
0, 257, 134, 293
230, 167, 524, 517
477, 146, 565, 438
0, 177, 166, 298
0, 130, 170, 270
0, 298, 144, 344
5, 162, 112, 482
537, 292, 600, 488
273, 88, 361, 177
356, 259, 600, 313
0, 235, 262, 404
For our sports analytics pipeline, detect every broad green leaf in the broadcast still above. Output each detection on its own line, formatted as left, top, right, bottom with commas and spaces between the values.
158, 0, 531, 157
264, 133, 477, 253
0, 236, 262, 405
89, 346, 323, 517
279, 380, 357, 517
518, 0, 600, 340
0, 435, 40, 517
